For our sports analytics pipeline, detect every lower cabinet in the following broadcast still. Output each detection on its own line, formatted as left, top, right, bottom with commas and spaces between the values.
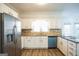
57, 37, 79, 56
21, 36, 48, 49
77, 44, 79, 55
67, 41, 76, 56
62, 38, 68, 56
57, 37, 63, 51
21, 36, 26, 49
57, 37, 67, 55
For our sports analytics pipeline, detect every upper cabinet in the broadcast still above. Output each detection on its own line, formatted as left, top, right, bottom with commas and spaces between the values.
0, 4, 19, 18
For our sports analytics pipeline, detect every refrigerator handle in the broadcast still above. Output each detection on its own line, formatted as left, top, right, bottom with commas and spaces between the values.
12, 25, 16, 44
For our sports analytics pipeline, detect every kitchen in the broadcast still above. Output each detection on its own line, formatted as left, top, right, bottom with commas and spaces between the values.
0, 3, 79, 56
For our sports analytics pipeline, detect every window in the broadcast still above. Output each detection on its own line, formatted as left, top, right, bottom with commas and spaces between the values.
62, 24, 72, 36
74, 23, 79, 38
32, 20, 49, 32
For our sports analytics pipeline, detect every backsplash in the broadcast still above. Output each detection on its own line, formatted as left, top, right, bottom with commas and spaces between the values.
21, 29, 61, 36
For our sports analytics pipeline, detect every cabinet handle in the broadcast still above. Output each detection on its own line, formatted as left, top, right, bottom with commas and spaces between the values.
69, 43, 74, 46
27, 40, 31, 41
69, 47, 74, 51
40, 40, 43, 42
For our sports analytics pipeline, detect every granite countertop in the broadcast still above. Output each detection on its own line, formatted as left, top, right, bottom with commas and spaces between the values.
61, 36, 79, 43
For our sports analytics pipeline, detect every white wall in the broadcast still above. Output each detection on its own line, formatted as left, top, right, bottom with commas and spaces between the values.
61, 4, 79, 37
20, 12, 62, 29
0, 3, 19, 18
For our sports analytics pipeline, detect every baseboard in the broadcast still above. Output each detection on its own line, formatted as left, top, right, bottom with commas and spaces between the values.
0, 53, 8, 56
48, 47, 57, 49
22, 48, 48, 50
22, 47, 60, 49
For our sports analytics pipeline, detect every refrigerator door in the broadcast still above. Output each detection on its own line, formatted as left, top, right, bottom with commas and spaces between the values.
0, 13, 2, 53
15, 19, 21, 56
4, 14, 16, 56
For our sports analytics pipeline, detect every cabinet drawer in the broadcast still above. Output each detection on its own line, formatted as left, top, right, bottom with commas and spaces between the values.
68, 51, 75, 56
68, 45, 76, 56
68, 49, 76, 56
68, 46, 76, 52
68, 41, 76, 48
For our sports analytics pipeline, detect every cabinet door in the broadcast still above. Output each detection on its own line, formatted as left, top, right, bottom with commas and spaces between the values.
24, 36, 31, 48
57, 37, 68, 55
24, 37, 29, 48
40, 37, 45, 48
38, 36, 43, 48
57, 37, 62, 50
42, 36, 48, 48
21, 36, 26, 49
28, 37, 32, 48
31, 36, 38, 48
62, 39, 67, 56
36, 37, 41, 48
68, 41, 76, 56
57, 37, 60, 49
77, 44, 79, 56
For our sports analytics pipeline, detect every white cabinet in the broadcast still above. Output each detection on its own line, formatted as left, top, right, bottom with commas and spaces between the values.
21, 36, 48, 49
77, 44, 79, 55
40, 36, 48, 48
57, 37, 67, 55
62, 38, 67, 55
25, 37, 32, 48
31, 37, 40, 48
57, 37, 62, 51
21, 36, 26, 49
67, 41, 76, 56
57, 37, 79, 56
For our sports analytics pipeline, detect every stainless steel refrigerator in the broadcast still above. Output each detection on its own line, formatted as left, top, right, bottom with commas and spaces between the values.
0, 13, 21, 56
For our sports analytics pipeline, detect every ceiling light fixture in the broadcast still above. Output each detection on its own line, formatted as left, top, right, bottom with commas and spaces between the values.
36, 3, 47, 5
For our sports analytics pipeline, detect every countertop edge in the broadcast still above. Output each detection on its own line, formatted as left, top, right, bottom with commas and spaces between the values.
59, 36, 79, 43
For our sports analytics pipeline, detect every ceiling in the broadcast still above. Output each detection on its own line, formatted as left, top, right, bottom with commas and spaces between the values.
6, 3, 65, 13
